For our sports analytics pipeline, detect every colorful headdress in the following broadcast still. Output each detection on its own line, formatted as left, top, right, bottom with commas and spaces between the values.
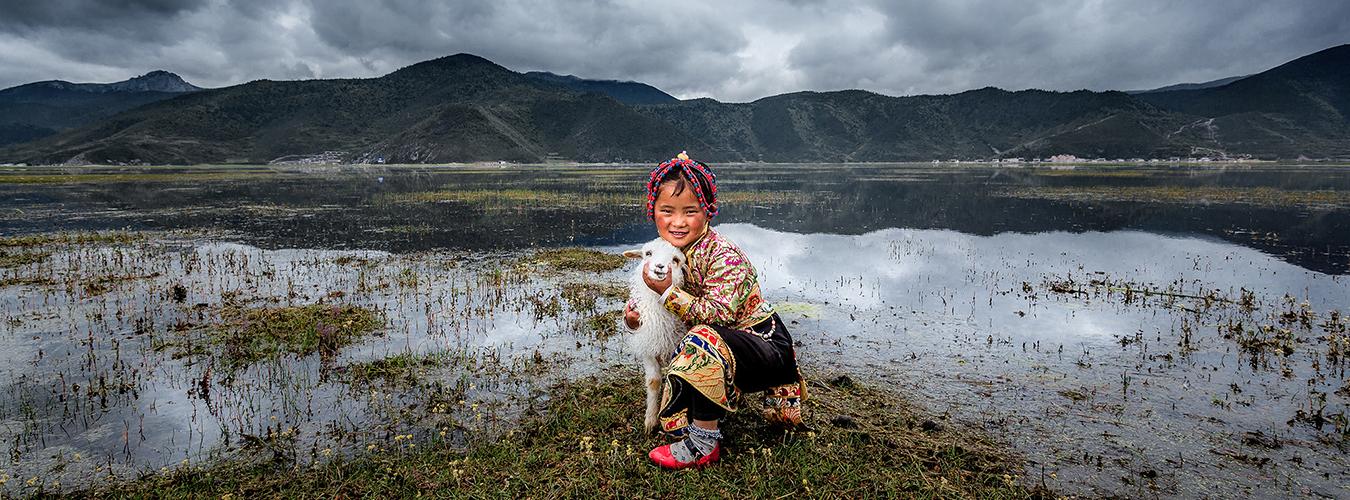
645, 151, 718, 220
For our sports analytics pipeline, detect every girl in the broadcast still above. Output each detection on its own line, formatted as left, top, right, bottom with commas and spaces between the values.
624, 152, 805, 470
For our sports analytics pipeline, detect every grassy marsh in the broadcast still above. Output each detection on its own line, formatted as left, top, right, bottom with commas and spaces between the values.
998, 185, 1350, 208
560, 282, 628, 311
340, 352, 453, 387
378, 187, 831, 208
577, 310, 624, 341
535, 248, 627, 273
84, 370, 1038, 498
211, 304, 385, 367
3, 164, 1348, 497
0, 171, 272, 184
0, 250, 49, 268
0, 231, 143, 248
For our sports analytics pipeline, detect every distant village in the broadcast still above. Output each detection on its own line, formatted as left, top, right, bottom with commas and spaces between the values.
931, 153, 1271, 164
11, 152, 1347, 168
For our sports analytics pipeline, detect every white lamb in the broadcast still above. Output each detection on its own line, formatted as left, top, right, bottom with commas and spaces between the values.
622, 238, 688, 432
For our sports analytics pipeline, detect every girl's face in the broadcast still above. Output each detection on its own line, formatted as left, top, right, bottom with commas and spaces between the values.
653, 181, 708, 249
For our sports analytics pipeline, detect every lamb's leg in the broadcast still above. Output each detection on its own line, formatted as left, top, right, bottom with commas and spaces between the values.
643, 357, 662, 432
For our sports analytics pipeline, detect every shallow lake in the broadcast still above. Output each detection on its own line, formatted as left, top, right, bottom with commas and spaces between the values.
1, 163, 1347, 497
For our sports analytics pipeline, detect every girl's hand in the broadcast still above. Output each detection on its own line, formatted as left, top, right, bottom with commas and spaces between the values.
643, 262, 672, 295
624, 299, 641, 330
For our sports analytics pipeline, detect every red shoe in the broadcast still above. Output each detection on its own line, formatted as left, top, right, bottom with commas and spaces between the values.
648, 441, 721, 470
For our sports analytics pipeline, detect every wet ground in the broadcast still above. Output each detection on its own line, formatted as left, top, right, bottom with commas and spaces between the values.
0, 163, 1347, 496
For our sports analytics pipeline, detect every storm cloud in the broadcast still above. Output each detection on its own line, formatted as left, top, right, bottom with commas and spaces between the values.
0, 0, 1346, 102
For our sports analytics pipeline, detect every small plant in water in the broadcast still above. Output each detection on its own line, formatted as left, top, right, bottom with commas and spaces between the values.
212, 304, 385, 367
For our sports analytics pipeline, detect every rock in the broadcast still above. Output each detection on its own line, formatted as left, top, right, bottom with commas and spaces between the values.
830, 414, 857, 428
920, 420, 943, 432
1242, 430, 1281, 449
829, 375, 857, 389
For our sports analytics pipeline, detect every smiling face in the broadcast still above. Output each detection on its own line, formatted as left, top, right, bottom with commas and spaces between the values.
653, 180, 708, 249
641, 239, 686, 284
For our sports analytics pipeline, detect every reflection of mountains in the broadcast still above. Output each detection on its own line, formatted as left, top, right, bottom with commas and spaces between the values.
0, 173, 649, 255
734, 181, 1344, 272
732, 178, 1350, 275
2, 167, 1346, 274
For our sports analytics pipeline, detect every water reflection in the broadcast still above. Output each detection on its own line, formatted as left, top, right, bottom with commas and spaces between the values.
0, 240, 631, 494
712, 223, 1349, 497
3, 164, 1348, 273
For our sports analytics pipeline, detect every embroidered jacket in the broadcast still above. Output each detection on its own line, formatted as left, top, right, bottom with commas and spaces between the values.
662, 227, 775, 329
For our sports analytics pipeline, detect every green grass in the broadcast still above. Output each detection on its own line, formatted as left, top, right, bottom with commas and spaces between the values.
535, 248, 627, 273
86, 370, 1042, 498
998, 185, 1350, 208
577, 310, 623, 341
80, 272, 161, 296
0, 171, 270, 184
0, 276, 56, 288
0, 250, 50, 268
341, 352, 449, 386
380, 188, 633, 207
211, 304, 385, 367
379, 187, 825, 208
560, 282, 628, 311
0, 231, 143, 248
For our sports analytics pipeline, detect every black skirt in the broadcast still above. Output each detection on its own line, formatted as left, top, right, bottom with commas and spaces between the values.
711, 313, 799, 393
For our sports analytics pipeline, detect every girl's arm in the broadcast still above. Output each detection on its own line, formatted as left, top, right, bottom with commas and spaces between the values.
662, 248, 754, 325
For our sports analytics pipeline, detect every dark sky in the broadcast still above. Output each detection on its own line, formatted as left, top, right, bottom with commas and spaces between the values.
1, 0, 1346, 102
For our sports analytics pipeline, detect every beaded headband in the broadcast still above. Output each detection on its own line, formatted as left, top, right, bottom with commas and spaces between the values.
645, 151, 718, 220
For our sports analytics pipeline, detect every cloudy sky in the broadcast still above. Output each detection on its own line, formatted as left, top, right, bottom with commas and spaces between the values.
1, 0, 1347, 102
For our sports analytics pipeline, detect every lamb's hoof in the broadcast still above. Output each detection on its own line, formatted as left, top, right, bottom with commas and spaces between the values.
644, 418, 659, 433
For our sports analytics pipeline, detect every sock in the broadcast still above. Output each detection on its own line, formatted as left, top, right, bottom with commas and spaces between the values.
670, 424, 722, 463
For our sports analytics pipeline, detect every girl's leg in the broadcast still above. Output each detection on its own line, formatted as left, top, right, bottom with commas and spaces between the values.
650, 380, 724, 468
683, 390, 725, 457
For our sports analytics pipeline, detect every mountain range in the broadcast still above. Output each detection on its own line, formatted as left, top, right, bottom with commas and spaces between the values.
1, 44, 1346, 165
1125, 76, 1249, 94
0, 71, 201, 147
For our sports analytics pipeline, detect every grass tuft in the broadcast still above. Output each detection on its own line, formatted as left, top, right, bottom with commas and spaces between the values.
0, 171, 267, 184
535, 248, 626, 273
560, 282, 628, 311
998, 185, 1350, 208
211, 304, 385, 367
0, 231, 143, 248
0, 249, 50, 268
0, 276, 57, 288
341, 352, 445, 386
577, 310, 623, 341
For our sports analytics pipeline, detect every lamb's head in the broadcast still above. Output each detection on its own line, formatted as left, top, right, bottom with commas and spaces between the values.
623, 239, 687, 289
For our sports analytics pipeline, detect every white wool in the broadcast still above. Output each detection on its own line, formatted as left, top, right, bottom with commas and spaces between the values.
622, 238, 689, 430
626, 238, 687, 362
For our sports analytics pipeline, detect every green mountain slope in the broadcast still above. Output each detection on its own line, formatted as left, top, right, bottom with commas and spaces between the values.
1126, 75, 1249, 94
637, 88, 1191, 161
522, 72, 678, 105
6, 55, 701, 164
3, 45, 1346, 164
0, 71, 201, 147
1135, 44, 1350, 157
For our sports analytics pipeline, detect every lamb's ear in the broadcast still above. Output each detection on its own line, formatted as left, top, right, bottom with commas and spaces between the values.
622, 249, 642, 259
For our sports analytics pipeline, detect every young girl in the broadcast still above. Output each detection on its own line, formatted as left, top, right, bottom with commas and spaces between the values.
623, 152, 805, 470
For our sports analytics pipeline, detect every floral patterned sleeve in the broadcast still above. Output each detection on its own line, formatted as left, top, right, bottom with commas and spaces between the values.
662, 245, 754, 326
